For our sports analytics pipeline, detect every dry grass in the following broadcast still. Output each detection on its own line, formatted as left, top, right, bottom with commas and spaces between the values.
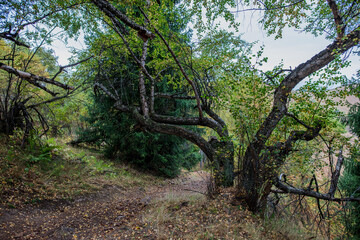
0, 135, 163, 208
141, 188, 317, 239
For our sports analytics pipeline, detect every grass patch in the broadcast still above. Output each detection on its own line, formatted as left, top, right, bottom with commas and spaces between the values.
0, 134, 163, 208
141, 188, 324, 239
263, 216, 323, 240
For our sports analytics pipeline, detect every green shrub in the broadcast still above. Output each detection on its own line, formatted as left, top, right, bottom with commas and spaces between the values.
76, 97, 201, 178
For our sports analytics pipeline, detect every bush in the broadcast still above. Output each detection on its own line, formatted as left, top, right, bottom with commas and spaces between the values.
76, 96, 201, 178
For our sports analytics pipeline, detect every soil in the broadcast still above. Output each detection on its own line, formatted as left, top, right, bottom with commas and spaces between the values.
0, 171, 210, 240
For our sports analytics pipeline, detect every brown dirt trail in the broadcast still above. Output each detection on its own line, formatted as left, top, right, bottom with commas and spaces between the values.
0, 171, 209, 240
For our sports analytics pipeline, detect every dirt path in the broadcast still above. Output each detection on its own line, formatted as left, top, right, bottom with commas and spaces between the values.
0, 171, 209, 240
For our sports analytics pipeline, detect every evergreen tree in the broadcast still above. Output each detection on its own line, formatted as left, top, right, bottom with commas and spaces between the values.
77, 94, 201, 178
340, 103, 360, 238
74, 28, 202, 178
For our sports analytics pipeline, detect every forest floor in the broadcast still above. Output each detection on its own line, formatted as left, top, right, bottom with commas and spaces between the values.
0, 170, 313, 240
0, 138, 315, 240
0, 170, 260, 239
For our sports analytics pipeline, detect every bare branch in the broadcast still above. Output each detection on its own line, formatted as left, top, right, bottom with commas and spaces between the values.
328, 149, 344, 197
285, 112, 314, 130
91, 0, 155, 39
139, 39, 149, 116
230, 0, 305, 13
93, 82, 132, 112
151, 114, 224, 137
93, 82, 118, 101
0, 62, 75, 93
0, 33, 30, 48
132, 108, 215, 161
27, 90, 74, 109
262, 69, 292, 85
275, 149, 355, 204
51, 56, 94, 80
109, 16, 156, 91
275, 179, 360, 203
313, 174, 325, 219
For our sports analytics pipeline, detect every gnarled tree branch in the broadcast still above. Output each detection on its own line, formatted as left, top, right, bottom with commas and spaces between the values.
91, 0, 155, 39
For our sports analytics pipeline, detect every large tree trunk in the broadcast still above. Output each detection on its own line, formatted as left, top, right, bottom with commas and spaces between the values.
239, 150, 275, 213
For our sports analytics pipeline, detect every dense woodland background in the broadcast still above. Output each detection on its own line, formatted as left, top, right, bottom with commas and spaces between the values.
0, 0, 360, 239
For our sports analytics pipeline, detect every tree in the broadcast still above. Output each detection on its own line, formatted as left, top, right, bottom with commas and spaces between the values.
222, 0, 360, 212
340, 103, 360, 238
0, 39, 76, 140
0, 0, 90, 141
73, 33, 202, 177
86, 0, 360, 211
78, 0, 237, 186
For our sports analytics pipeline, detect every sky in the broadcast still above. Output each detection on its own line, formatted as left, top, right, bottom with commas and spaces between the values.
236, 11, 359, 79
52, 36, 86, 66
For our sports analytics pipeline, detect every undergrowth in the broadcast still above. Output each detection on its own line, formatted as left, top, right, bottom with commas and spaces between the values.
0, 133, 161, 208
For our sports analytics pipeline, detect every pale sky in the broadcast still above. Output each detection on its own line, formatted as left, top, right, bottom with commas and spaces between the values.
241, 26, 358, 78
52, 36, 85, 66
236, 10, 358, 79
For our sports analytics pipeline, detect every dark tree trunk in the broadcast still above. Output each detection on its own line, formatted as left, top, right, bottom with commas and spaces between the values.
209, 137, 234, 187
239, 150, 276, 213
0, 104, 25, 135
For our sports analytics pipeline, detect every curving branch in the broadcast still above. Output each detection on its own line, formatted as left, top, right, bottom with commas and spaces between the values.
248, 28, 360, 159
0, 55, 93, 96
132, 108, 215, 161
0, 33, 30, 48
51, 56, 94, 80
151, 114, 224, 137
274, 149, 360, 203
285, 112, 314, 130
91, 0, 155, 39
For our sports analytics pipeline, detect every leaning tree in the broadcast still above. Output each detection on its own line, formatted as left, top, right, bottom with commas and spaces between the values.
86, 0, 360, 212
0, 0, 91, 141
